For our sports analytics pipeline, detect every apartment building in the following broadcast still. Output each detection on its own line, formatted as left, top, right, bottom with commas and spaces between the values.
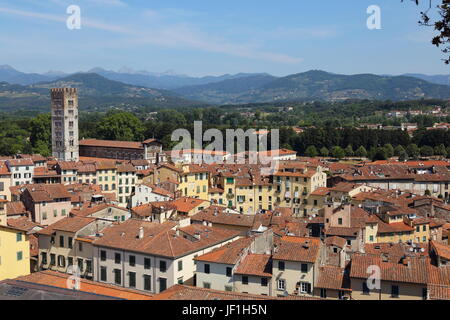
130, 183, 173, 207
38, 216, 114, 280
350, 254, 449, 300
0, 224, 31, 280
179, 164, 210, 200
55, 161, 79, 185
272, 164, 327, 216
0, 161, 11, 201
271, 236, 322, 297
95, 161, 118, 195
194, 237, 254, 292
7, 158, 34, 186
20, 184, 72, 225
117, 163, 137, 207
92, 219, 240, 293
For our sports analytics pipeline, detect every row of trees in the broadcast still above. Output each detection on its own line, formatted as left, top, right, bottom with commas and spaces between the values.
304, 143, 450, 161
1, 109, 450, 160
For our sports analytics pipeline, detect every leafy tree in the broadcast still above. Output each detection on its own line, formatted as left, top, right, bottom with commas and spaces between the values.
447, 146, 450, 158
331, 146, 345, 159
370, 147, 388, 161
394, 145, 406, 156
355, 146, 368, 158
384, 144, 394, 158
424, 189, 431, 196
399, 150, 409, 161
420, 145, 434, 157
97, 112, 144, 141
344, 145, 354, 157
406, 143, 420, 159
29, 113, 51, 156
320, 147, 329, 157
434, 144, 447, 157
305, 145, 318, 157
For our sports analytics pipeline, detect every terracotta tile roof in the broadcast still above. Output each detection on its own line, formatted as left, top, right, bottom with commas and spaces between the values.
15, 271, 153, 300
37, 216, 96, 235
33, 167, 59, 177
0, 162, 11, 175
272, 236, 320, 263
170, 197, 209, 213
330, 182, 361, 193
428, 283, 450, 300
151, 284, 319, 300
6, 201, 29, 216
350, 254, 449, 285
377, 222, 415, 234
364, 242, 428, 261
141, 184, 173, 197
93, 219, 240, 259
430, 241, 450, 261
57, 161, 79, 171
325, 226, 360, 237
131, 202, 176, 218
316, 266, 350, 291
18, 154, 47, 163
325, 236, 347, 249
130, 159, 151, 166
25, 184, 71, 202
79, 139, 144, 150
95, 161, 117, 170
235, 254, 272, 277
7, 217, 41, 233
158, 163, 183, 173
77, 164, 96, 173
191, 206, 255, 228
71, 203, 128, 217
194, 237, 253, 264
117, 163, 136, 173
310, 187, 330, 196
142, 138, 158, 144
7, 158, 34, 166
272, 221, 310, 238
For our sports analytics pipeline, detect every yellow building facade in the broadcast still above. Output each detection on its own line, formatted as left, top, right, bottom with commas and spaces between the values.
0, 225, 31, 280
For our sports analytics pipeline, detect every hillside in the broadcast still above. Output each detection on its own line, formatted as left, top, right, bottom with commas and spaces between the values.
173, 74, 277, 104
173, 70, 450, 104
0, 73, 201, 112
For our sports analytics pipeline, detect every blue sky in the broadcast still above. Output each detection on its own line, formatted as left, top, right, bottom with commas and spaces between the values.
0, 0, 447, 76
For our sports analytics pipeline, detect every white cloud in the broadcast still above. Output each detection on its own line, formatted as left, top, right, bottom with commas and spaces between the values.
0, 6, 303, 64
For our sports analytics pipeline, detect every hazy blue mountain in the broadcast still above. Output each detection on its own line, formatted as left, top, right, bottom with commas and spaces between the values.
174, 70, 450, 104
0, 73, 201, 112
173, 74, 278, 104
402, 73, 450, 86
0, 65, 60, 85
86, 67, 273, 89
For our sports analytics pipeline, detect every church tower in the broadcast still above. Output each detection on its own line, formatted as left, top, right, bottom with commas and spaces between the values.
51, 88, 79, 161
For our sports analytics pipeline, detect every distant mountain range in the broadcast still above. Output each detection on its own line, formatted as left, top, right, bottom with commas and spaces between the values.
174, 70, 450, 104
0, 65, 449, 110
0, 73, 201, 112
0, 65, 268, 90
401, 73, 450, 86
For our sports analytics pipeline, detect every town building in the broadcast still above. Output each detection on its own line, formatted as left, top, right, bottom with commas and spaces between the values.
51, 88, 79, 162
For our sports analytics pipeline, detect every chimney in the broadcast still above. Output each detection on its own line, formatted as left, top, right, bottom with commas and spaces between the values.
138, 227, 144, 239
194, 233, 201, 240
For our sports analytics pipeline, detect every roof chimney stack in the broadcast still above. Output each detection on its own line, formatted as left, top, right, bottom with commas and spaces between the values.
139, 227, 144, 239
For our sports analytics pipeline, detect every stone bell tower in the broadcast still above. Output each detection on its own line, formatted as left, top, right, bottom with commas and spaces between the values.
51, 88, 79, 161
